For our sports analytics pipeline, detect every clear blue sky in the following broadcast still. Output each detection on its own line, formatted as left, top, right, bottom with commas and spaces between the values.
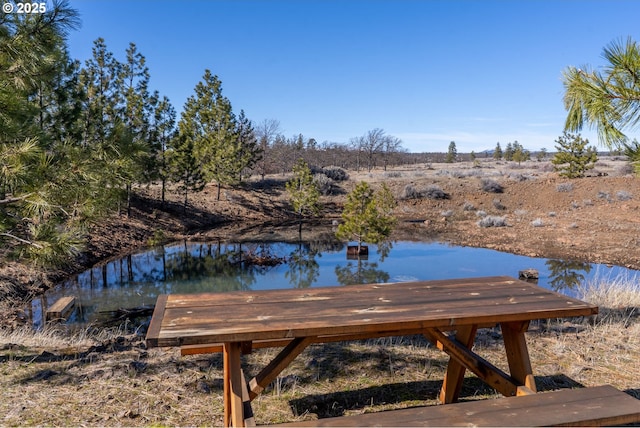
66, 0, 640, 153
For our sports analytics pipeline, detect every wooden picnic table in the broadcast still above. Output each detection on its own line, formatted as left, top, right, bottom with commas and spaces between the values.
146, 275, 599, 427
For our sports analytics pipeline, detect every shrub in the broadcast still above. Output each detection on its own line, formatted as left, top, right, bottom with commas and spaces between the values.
597, 191, 611, 201
384, 171, 402, 178
476, 210, 487, 217
441, 209, 454, 218
322, 166, 349, 181
617, 190, 632, 201
423, 185, 449, 200
548, 211, 556, 217
477, 216, 507, 227
556, 182, 574, 192
400, 184, 420, 200
481, 178, 503, 193
462, 201, 476, 211
531, 218, 544, 227
492, 198, 506, 210
313, 174, 334, 195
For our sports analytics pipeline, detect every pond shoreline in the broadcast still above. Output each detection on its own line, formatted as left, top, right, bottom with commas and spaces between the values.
3, 166, 640, 329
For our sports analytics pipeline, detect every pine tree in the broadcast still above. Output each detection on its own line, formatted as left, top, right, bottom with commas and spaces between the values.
446, 141, 457, 163
551, 132, 598, 178
286, 159, 320, 218
0, 1, 103, 266
504, 142, 514, 161
233, 110, 262, 182
169, 120, 206, 211
336, 182, 396, 253
493, 142, 503, 160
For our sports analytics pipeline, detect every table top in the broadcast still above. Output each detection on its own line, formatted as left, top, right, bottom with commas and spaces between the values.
146, 276, 598, 348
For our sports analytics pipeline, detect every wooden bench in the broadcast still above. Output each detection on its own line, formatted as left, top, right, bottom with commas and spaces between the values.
269, 385, 640, 427
45, 296, 75, 321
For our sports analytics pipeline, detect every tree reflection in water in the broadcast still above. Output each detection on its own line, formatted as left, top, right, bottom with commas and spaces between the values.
545, 259, 592, 292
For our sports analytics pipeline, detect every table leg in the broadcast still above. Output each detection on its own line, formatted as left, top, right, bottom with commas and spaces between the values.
501, 321, 537, 394
438, 325, 477, 404
223, 342, 245, 427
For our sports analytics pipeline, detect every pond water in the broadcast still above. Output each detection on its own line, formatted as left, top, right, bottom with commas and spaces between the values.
29, 239, 638, 329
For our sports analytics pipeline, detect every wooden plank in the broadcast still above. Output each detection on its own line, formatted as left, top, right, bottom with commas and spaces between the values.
268, 385, 640, 427
225, 342, 245, 427
437, 324, 477, 404
46, 296, 75, 320
248, 337, 313, 400
150, 276, 598, 347
146, 294, 168, 348
423, 328, 519, 398
179, 325, 498, 356
502, 321, 537, 392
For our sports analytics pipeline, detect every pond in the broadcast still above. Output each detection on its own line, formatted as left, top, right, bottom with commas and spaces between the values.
28, 239, 638, 329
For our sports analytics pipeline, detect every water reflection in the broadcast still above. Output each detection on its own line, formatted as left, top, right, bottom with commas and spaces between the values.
546, 259, 592, 291
28, 239, 638, 328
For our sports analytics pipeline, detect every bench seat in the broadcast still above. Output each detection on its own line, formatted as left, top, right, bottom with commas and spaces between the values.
269, 385, 640, 427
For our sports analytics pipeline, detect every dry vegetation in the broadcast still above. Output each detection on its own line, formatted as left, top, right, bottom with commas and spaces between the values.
1, 156, 640, 425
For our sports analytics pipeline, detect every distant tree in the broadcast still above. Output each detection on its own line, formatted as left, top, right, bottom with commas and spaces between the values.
563, 37, 640, 149
381, 134, 403, 171
336, 182, 396, 254
536, 148, 548, 161
169, 122, 206, 211
622, 138, 640, 174
353, 128, 388, 171
551, 132, 598, 178
493, 142, 503, 160
470, 151, 476, 161
233, 110, 262, 181
512, 141, 530, 165
286, 159, 320, 236
504, 142, 514, 161
254, 118, 281, 179
446, 141, 457, 163
149, 95, 176, 205
179, 69, 238, 200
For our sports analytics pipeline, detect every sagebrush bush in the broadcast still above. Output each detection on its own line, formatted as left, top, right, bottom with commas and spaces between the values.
384, 171, 402, 178
423, 185, 449, 200
322, 166, 348, 181
477, 216, 507, 227
400, 184, 420, 200
462, 201, 476, 211
492, 198, 506, 210
617, 190, 632, 201
556, 182, 574, 192
531, 218, 544, 227
476, 210, 487, 217
481, 178, 503, 193
441, 209, 454, 218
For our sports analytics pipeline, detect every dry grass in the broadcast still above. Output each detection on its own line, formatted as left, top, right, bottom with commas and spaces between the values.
1, 311, 638, 426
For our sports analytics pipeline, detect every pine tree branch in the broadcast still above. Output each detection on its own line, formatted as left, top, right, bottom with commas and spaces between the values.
0, 193, 33, 206
0, 232, 43, 249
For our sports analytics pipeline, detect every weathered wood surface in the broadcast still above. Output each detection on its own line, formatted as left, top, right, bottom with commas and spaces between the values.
269, 385, 640, 427
46, 296, 75, 321
147, 276, 598, 348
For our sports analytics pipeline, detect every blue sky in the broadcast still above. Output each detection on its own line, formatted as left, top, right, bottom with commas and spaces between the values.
66, 0, 640, 153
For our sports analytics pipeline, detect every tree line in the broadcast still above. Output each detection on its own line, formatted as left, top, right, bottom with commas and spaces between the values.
3, 2, 639, 267
0, 2, 410, 266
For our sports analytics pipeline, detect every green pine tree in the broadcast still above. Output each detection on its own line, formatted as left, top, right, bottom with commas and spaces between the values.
551, 132, 598, 178
336, 182, 396, 253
